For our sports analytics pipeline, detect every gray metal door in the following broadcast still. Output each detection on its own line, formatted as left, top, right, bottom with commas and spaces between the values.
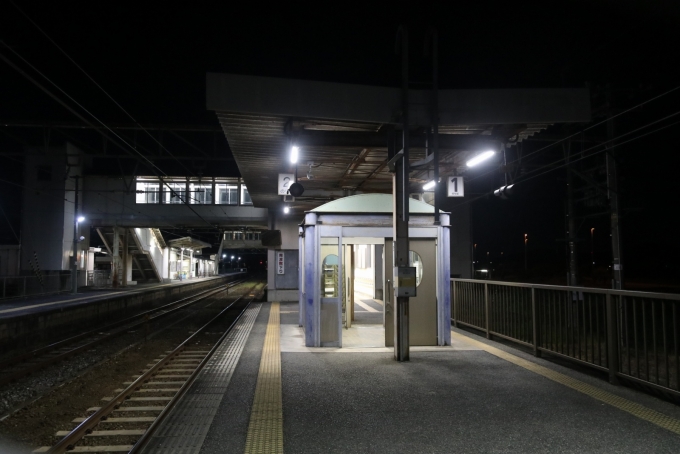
385, 239, 437, 346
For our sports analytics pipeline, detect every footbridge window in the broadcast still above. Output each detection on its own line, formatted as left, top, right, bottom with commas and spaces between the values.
216, 181, 238, 205
134, 177, 252, 206
136, 178, 160, 204
189, 180, 213, 204
164, 180, 187, 204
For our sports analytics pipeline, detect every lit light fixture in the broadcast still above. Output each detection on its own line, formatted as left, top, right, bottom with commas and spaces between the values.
77, 216, 85, 222
479, 269, 488, 273
284, 206, 290, 214
290, 146, 299, 164
222, 254, 226, 258
466, 150, 495, 167
422, 180, 436, 191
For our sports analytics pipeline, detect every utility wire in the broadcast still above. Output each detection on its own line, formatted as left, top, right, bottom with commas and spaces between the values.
465, 84, 680, 185
511, 110, 680, 186
0, 46, 216, 229
6, 0, 201, 180
451, 116, 680, 210
514, 119, 680, 189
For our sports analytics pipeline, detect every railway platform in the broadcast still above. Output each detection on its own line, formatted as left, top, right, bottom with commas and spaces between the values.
0, 274, 245, 356
140, 300, 680, 453
0, 274, 243, 320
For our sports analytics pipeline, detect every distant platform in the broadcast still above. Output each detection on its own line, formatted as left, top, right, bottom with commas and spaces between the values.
0, 273, 243, 320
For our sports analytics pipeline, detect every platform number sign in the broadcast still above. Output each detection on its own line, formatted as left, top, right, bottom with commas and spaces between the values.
277, 251, 285, 274
278, 173, 295, 195
447, 176, 464, 197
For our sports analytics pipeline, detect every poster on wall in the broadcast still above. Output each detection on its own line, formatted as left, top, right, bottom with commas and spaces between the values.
277, 251, 285, 274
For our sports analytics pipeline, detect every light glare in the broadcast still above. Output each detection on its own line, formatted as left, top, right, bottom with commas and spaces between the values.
290, 146, 299, 163
422, 180, 436, 191
77, 216, 85, 222
284, 206, 290, 214
466, 150, 495, 167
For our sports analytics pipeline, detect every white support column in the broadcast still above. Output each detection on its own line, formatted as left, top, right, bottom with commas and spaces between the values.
189, 250, 194, 278
179, 247, 184, 280
303, 213, 319, 347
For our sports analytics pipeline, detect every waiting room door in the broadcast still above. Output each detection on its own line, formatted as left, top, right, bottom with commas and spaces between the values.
384, 239, 437, 346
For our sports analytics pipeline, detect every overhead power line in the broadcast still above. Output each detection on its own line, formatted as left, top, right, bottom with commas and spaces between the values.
0, 45, 217, 230
451, 115, 680, 210
6, 0, 202, 179
465, 84, 680, 185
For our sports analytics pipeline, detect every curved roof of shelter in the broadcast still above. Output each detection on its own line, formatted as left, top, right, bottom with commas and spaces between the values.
310, 193, 444, 214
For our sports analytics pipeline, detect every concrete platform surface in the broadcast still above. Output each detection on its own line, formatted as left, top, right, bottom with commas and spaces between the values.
147, 301, 680, 454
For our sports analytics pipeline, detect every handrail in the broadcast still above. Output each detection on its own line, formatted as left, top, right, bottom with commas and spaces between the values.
450, 278, 680, 398
450, 278, 680, 301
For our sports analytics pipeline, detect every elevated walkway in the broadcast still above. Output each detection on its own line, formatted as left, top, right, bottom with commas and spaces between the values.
141, 301, 680, 453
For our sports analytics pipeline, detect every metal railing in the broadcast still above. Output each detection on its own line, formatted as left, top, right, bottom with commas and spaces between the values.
451, 278, 680, 397
1, 274, 73, 299
87, 270, 111, 288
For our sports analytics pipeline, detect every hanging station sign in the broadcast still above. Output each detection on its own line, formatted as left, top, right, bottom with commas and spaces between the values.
447, 176, 464, 197
278, 174, 295, 195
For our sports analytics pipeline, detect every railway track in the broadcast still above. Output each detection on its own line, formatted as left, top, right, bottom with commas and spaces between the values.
0, 279, 246, 388
34, 281, 265, 453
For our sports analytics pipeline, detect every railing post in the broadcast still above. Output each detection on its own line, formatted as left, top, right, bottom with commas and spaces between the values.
532, 287, 541, 357
484, 283, 490, 339
606, 292, 620, 385
452, 280, 458, 328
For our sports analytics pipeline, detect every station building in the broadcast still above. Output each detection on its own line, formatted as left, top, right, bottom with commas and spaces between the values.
2, 73, 590, 348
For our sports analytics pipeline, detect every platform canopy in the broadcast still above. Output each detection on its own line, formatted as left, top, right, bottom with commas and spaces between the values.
207, 73, 591, 214
168, 236, 211, 252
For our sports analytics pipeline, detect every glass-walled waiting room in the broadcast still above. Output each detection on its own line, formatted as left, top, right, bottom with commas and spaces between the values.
135, 177, 252, 205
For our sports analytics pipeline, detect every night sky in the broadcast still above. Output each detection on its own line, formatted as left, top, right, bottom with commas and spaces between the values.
1, 1, 679, 288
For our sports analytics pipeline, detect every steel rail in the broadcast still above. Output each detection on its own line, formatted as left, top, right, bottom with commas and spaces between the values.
46, 282, 264, 454
0, 279, 245, 387
129, 283, 266, 454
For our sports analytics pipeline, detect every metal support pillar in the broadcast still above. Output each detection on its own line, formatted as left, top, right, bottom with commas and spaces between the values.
122, 229, 128, 287
190, 249, 194, 278
112, 227, 121, 288
428, 28, 440, 224
606, 118, 623, 289
71, 175, 80, 294
564, 142, 578, 286
394, 26, 410, 362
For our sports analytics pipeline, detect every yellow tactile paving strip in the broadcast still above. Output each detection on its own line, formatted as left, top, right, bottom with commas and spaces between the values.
245, 302, 283, 454
451, 330, 680, 436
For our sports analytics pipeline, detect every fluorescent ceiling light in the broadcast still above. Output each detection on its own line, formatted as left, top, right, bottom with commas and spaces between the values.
284, 206, 290, 214
422, 180, 436, 191
77, 216, 85, 222
466, 150, 495, 167
290, 146, 299, 164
